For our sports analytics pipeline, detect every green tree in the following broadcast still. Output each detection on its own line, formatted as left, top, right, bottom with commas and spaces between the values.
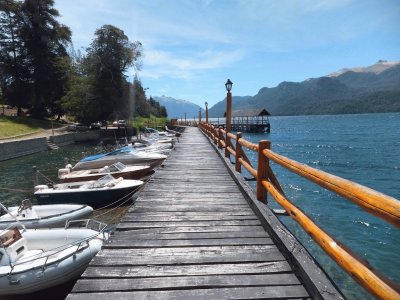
133, 77, 150, 117
20, 0, 71, 118
83, 24, 142, 123
59, 46, 91, 122
0, 0, 31, 115
159, 105, 167, 117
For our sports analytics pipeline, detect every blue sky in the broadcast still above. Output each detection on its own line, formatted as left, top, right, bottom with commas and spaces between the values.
54, 0, 400, 108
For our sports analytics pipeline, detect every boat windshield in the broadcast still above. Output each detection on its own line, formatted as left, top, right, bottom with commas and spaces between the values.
98, 162, 126, 174
110, 162, 126, 172
79, 146, 137, 162
91, 174, 115, 188
105, 146, 137, 156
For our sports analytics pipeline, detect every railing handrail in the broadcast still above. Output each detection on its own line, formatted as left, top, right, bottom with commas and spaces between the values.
263, 149, 400, 226
199, 122, 400, 300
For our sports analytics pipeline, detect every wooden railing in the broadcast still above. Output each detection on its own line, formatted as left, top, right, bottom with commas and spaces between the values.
199, 122, 400, 300
176, 120, 198, 127
143, 122, 167, 130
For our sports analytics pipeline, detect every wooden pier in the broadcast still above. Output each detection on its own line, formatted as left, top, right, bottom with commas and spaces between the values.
67, 127, 343, 299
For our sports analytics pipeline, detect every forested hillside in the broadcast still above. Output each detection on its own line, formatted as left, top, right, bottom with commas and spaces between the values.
209, 61, 400, 117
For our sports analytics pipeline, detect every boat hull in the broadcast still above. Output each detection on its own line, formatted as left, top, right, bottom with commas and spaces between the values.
60, 167, 154, 183
72, 156, 165, 171
0, 204, 93, 229
0, 228, 104, 295
35, 185, 140, 208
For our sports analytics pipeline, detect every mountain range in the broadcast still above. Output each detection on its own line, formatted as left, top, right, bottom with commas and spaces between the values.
153, 96, 201, 119
155, 60, 400, 117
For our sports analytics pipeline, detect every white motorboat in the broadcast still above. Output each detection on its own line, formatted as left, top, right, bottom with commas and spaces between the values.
164, 126, 182, 137
131, 138, 173, 155
0, 220, 107, 295
72, 145, 167, 171
35, 174, 143, 208
0, 199, 93, 229
58, 162, 153, 183
145, 127, 177, 138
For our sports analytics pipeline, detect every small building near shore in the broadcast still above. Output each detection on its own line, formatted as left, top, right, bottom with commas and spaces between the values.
224, 108, 271, 133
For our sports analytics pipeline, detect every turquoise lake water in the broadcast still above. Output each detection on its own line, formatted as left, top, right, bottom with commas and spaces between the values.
0, 113, 398, 299
241, 113, 399, 299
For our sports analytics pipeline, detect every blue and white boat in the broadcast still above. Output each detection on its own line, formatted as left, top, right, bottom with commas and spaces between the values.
72, 145, 167, 171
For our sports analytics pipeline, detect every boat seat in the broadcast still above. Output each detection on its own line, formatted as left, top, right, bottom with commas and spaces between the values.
18, 205, 39, 220
18, 249, 44, 263
80, 181, 95, 189
1, 231, 28, 263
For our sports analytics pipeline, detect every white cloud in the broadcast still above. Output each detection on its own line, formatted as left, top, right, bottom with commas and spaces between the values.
54, 0, 400, 106
140, 48, 244, 80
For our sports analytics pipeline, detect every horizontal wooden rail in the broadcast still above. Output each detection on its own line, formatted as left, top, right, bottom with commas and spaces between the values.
238, 157, 257, 178
263, 149, 400, 227
227, 146, 236, 157
199, 122, 400, 299
263, 180, 399, 300
238, 138, 259, 152
227, 132, 236, 140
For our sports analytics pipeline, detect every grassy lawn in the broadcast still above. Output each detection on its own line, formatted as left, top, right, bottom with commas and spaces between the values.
131, 116, 169, 131
0, 116, 52, 138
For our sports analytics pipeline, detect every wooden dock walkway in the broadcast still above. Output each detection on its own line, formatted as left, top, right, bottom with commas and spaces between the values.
67, 127, 342, 299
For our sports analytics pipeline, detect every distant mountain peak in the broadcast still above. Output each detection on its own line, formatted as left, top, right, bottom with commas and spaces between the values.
154, 95, 195, 105
328, 60, 400, 77
153, 95, 200, 118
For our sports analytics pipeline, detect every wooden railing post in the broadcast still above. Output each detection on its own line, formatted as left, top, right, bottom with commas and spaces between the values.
235, 132, 243, 172
225, 132, 230, 158
218, 127, 223, 149
211, 125, 217, 145
257, 140, 270, 203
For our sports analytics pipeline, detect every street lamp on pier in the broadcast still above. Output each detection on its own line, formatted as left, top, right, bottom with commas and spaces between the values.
205, 101, 208, 124
225, 79, 233, 157
199, 108, 202, 124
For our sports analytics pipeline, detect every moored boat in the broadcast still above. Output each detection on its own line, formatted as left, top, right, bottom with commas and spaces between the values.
131, 138, 173, 155
0, 220, 107, 295
71, 145, 167, 171
34, 175, 143, 208
0, 199, 93, 229
58, 162, 153, 183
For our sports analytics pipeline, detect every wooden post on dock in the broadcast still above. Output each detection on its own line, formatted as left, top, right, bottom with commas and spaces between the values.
236, 132, 243, 172
225, 96, 232, 158
257, 140, 270, 203
218, 127, 223, 149
199, 108, 201, 124
32, 166, 38, 186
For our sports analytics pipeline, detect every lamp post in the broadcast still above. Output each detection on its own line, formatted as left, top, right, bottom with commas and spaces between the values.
225, 79, 233, 157
199, 108, 202, 124
205, 101, 208, 124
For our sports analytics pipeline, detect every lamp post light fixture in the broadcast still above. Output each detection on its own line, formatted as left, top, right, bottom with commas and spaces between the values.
225, 79, 233, 92
225, 79, 233, 158
205, 101, 208, 124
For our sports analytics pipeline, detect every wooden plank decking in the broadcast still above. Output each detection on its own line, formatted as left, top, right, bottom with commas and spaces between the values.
67, 127, 342, 299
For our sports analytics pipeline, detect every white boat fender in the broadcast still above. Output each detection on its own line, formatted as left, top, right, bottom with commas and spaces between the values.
34, 185, 49, 192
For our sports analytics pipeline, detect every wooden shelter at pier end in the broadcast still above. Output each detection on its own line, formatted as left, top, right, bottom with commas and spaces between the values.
223, 108, 271, 133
